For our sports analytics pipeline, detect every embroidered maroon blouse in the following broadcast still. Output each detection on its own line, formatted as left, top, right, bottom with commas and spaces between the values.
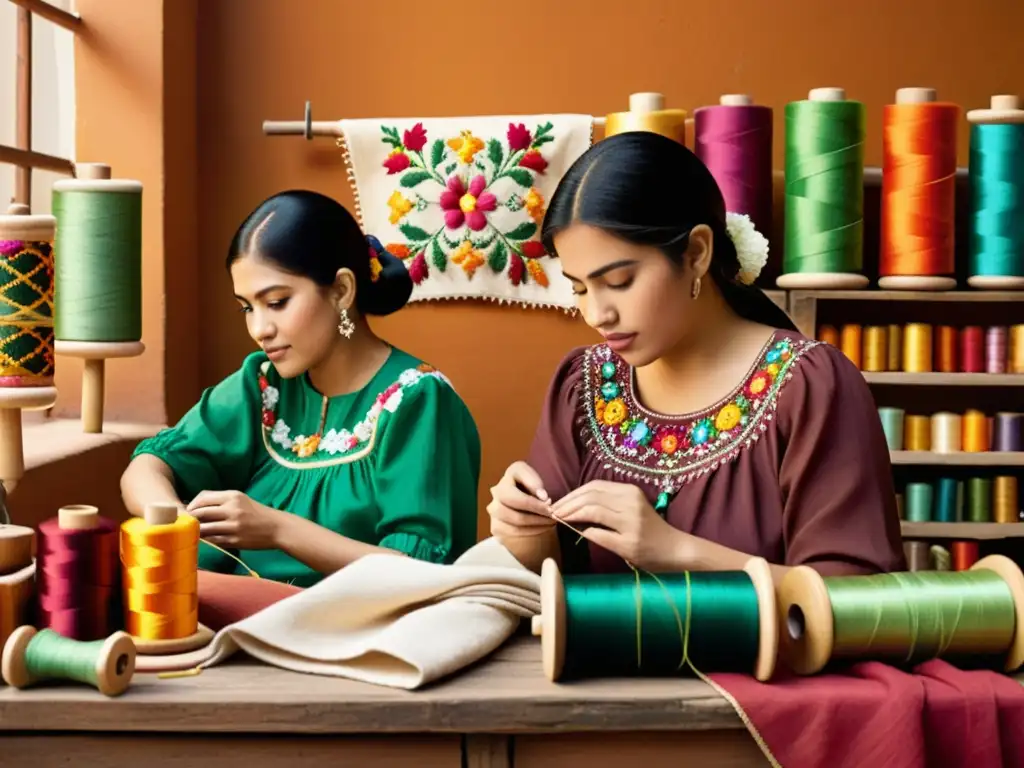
527, 329, 906, 576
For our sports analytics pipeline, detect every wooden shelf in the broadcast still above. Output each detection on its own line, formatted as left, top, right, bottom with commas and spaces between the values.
890, 451, 1024, 466
901, 521, 1024, 540
863, 372, 1024, 386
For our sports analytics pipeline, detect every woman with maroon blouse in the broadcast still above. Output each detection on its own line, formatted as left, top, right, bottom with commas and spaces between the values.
487, 132, 905, 583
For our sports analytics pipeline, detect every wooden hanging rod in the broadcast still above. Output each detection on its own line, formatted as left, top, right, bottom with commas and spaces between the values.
6, 0, 82, 31
0, 144, 75, 176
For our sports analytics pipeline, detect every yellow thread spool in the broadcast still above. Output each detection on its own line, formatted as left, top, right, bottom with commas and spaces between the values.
862, 326, 888, 372
840, 324, 862, 368
887, 325, 903, 371
994, 477, 1020, 523
1010, 325, 1024, 373
962, 410, 990, 452
902, 323, 933, 372
603, 92, 690, 146
904, 415, 932, 451
931, 412, 962, 453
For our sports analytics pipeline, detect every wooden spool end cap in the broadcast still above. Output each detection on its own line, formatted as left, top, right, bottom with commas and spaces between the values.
58, 504, 99, 530
808, 87, 846, 102
54, 340, 145, 360
966, 94, 1024, 125
720, 94, 753, 106
96, 631, 137, 697
971, 554, 1024, 672
75, 162, 111, 180
144, 503, 180, 526
0, 524, 35, 574
776, 564, 834, 676
629, 92, 665, 113
531, 614, 543, 636
538, 558, 566, 682
5, 204, 29, 215
0, 209, 56, 241
896, 87, 937, 104
742, 556, 778, 682
1, 625, 37, 688
0, 386, 58, 411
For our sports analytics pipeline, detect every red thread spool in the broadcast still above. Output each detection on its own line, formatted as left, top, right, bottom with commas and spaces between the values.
951, 541, 980, 571
960, 326, 985, 372
36, 505, 121, 640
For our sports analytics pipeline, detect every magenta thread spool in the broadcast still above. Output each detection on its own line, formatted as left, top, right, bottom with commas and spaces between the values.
986, 326, 1007, 373
694, 94, 774, 278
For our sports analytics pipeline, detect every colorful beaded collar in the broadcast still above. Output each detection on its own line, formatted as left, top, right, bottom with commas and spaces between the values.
581, 334, 817, 508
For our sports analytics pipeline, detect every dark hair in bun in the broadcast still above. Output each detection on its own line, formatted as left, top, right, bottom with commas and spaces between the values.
227, 189, 413, 316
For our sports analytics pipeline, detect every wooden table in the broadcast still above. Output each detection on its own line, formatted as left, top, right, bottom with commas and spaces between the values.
0, 636, 767, 767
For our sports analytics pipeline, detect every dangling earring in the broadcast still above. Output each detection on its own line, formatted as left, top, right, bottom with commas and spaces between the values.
691, 277, 701, 300
337, 307, 355, 339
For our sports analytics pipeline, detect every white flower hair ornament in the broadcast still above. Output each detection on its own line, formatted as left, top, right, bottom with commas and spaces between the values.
725, 212, 769, 285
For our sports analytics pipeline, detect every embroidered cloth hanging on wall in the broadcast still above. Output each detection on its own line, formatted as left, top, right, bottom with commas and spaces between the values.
338, 114, 594, 311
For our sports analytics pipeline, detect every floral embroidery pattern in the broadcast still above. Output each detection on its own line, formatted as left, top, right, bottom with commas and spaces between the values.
375, 120, 557, 288
582, 335, 818, 500
258, 361, 447, 462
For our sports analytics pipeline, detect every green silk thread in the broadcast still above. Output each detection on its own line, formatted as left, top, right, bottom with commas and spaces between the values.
905, 482, 934, 522
23, 628, 106, 689
53, 188, 142, 342
826, 570, 1016, 665
784, 98, 866, 275
967, 477, 993, 523
970, 123, 1024, 279
561, 570, 761, 679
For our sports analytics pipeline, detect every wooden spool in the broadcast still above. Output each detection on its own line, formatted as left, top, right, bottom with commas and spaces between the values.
778, 554, 1024, 676
602, 91, 691, 147
53, 162, 145, 435
0, 513, 35, 655
530, 557, 778, 683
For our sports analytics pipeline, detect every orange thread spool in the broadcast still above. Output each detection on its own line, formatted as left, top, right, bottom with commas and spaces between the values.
879, 88, 959, 289
862, 327, 888, 372
840, 325, 862, 368
962, 409, 990, 452
887, 325, 903, 371
902, 323, 933, 372
1010, 325, 1024, 373
904, 415, 932, 451
935, 326, 958, 373
817, 324, 839, 347
951, 541, 979, 571
994, 477, 1020, 523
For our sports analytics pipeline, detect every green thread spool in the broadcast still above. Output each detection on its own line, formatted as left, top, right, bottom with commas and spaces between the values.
877, 407, 905, 450
934, 477, 961, 522
966, 95, 1024, 289
967, 477, 994, 522
781, 554, 1024, 676
53, 170, 143, 342
905, 482, 934, 522
777, 87, 868, 290
531, 557, 777, 683
1, 625, 136, 696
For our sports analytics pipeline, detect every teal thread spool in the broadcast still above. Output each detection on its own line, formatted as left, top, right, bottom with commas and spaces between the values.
878, 407, 905, 450
905, 482, 934, 522
777, 87, 869, 290
52, 163, 146, 434
1, 625, 136, 697
531, 557, 777, 683
934, 477, 962, 522
966, 95, 1024, 290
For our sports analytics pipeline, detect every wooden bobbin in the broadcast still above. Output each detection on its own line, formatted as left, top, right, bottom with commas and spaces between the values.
775, 88, 871, 291
602, 92, 692, 148
0, 204, 60, 493
53, 162, 145, 435
530, 557, 778, 683
1, 625, 137, 697
965, 94, 1024, 290
0, 514, 35, 653
877, 87, 958, 293
779, 554, 1024, 676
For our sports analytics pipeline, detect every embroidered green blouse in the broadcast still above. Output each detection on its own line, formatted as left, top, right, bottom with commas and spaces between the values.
131, 347, 481, 587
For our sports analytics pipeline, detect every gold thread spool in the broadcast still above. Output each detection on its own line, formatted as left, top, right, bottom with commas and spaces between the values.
904, 415, 932, 451
817, 324, 839, 347
935, 325, 958, 373
1011, 325, 1024, 373
994, 476, 1020, 523
931, 412, 962, 453
862, 326, 887, 372
962, 409, 990, 452
902, 323, 933, 372
840, 324, 862, 368
603, 92, 689, 145
887, 324, 903, 371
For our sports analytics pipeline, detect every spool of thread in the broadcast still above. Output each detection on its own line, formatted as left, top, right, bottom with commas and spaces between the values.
531, 557, 778, 682
0, 523, 35, 652
120, 504, 203, 649
36, 505, 121, 641
862, 326, 888, 372
961, 326, 985, 372
887, 325, 903, 371
952, 541, 980, 571
904, 541, 931, 571
1, 625, 135, 697
694, 95, 774, 257
780, 555, 1024, 675
935, 326, 958, 373
902, 323, 933, 372
878, 88, 959, 290
934, 477, 961, 522
603, 92, 689, 145
930, 546, 952, 571
904, 415, 932, 451
778, 87, 868, 290
905, 483, 933, 522
817, 324, 839, 347
962, 409, 990, 452
994, 476, 1020, 523
877, 407, 905, 450
966, 477, 993, 522
931, 412, 963, 452
840, 324, 862, 368
1010, 326, 1024, 373
965, 95, 1024, 289
986, 327, 1008, 373
992, 413, 1023, 452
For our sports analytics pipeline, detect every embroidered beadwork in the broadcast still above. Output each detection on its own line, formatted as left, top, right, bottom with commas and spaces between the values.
258, 361, 446, 460
582, 335, 818, 496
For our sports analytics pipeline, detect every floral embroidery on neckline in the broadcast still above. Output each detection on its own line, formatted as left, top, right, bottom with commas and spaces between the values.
257, 361, 446, 460
583, 335, 818, 495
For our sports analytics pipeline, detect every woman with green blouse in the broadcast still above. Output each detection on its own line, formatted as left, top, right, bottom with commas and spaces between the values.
120, 190, 481, 587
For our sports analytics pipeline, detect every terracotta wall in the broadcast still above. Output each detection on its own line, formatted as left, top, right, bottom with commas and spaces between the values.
190, 0, 1024, 536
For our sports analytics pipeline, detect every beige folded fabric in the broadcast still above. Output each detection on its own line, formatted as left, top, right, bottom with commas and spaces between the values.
135, 537, 541, 689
